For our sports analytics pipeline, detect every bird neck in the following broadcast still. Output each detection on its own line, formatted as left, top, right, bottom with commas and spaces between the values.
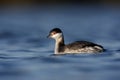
55, 35, 65, 54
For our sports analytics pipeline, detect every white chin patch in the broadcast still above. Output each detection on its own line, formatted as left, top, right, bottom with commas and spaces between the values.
51, 33, 62, 39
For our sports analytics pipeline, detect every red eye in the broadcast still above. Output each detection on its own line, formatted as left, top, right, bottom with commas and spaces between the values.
52, 32, 56, 35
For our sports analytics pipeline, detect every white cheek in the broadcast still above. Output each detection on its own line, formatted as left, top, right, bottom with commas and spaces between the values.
51, 33, 62, 39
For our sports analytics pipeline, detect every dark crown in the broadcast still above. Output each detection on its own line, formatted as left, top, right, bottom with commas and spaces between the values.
50, 28, 62, 33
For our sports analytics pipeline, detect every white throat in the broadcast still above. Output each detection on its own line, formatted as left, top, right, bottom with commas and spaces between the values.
51, 33, 64, 54
51, 33, 63, 40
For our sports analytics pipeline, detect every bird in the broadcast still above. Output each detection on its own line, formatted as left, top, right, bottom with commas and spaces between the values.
47, 28, 105, 54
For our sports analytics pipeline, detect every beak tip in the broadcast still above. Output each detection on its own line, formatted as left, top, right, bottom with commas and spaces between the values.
47, 35, 49, 38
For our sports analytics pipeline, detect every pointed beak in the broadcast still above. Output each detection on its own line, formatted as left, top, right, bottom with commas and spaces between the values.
47, 34, 50, 38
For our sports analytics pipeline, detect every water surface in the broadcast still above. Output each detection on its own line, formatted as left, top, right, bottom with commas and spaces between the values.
0, 5, 120, 80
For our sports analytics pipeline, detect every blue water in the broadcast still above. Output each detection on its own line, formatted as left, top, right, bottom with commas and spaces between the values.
0, 5, 120, 80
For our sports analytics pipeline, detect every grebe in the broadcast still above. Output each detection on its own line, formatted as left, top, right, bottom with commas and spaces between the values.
47, 28, 104, 54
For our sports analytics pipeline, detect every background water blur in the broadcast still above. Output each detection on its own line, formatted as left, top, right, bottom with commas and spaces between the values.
0, 0, 120, 80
